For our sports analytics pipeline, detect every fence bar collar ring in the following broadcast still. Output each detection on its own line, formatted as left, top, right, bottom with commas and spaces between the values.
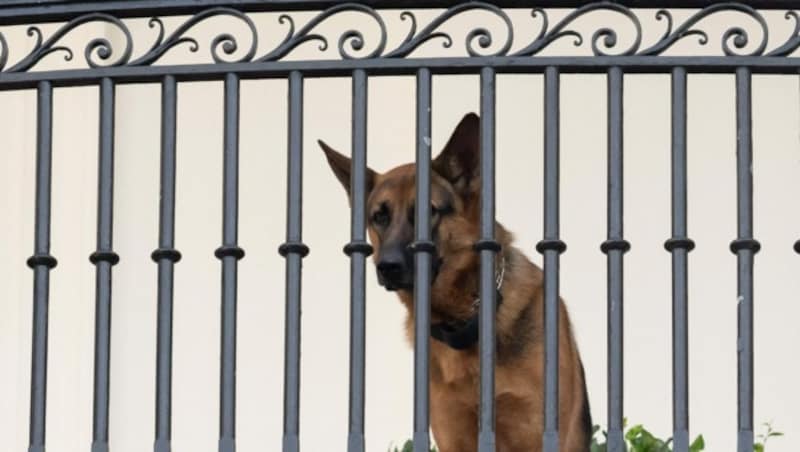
343, 240, 373, 256
279, 241, 310, 257
730, 238, 761, 254
89, 250, 120, 265
214, 245, 245, 260
27, 253, 57, 268
151, 247, 182, 262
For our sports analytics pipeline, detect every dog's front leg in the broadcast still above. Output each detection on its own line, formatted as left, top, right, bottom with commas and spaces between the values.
430, 385, 478, 452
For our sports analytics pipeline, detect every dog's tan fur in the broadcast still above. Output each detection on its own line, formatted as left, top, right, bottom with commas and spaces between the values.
320, 113, 590, 452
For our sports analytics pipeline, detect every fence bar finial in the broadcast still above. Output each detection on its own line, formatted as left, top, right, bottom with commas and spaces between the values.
281, 69, 308, 452
539, 65, 564, 452
90, 76, 119, 452
28, 80, 55, 452
346, 68, 370, 452
477, 66, 498, 452
215, 72, 244, 452
733, 66, 758, 452
152, 74, 181, 452
602, 66, 629, 452
666, 66, 694, 452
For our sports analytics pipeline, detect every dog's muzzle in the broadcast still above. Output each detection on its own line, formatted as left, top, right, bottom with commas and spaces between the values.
376, 247, 412, 290
376, 246, 441, 291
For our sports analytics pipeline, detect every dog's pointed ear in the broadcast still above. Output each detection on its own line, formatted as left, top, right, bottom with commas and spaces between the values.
318, 139, 376, 197
432, 113, 480, 195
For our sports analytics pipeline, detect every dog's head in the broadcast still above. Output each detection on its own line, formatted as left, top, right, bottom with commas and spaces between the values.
319, 113, 482, 293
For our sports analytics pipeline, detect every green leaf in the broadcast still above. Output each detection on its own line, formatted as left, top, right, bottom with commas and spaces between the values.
387, 440, 417, 452
689, 434, 705, 452
626, 424, 668, 452
625, 424, 645, 441
754, 443, 764, 452
591, 442, 607, 452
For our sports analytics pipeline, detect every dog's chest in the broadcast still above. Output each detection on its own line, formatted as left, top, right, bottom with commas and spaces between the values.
431, 345, 479, 388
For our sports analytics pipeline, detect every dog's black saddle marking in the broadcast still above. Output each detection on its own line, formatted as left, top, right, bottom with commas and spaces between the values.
430, 290, 503, 350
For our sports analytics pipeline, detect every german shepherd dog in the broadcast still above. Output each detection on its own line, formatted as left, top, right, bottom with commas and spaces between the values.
319, 113, 591, 452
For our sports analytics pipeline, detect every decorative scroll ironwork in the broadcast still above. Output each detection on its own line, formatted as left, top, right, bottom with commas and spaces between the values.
130, 7, 257, 65
638, 3, 768, 56
511, 3, 642, 57
0, 1, 799, 73
767, 10, 800, 56
256, 3, 387, 61
0, 31, 7, 71
384, 2, 513, 58
4, 13, 132, 72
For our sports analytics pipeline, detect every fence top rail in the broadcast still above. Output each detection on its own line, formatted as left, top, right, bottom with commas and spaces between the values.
0, 0, 798, 25
0, 55, 799, 92
2, 0, 800, 87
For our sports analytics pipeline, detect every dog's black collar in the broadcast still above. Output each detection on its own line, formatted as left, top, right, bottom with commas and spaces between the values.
430, 289, 503, 350
430, 254, 507, 350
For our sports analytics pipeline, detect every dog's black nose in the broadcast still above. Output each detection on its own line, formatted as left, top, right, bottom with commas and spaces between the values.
377, 255, 405, 279
376, 247, 411, 289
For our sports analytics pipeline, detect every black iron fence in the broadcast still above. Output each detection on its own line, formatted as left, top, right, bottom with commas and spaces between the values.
4, 1, 798, 451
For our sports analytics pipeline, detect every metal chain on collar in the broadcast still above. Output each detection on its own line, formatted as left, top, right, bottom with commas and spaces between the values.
471, 254, 506, 311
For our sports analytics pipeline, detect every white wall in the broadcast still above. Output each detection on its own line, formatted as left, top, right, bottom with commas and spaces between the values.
1, 9, 799, 452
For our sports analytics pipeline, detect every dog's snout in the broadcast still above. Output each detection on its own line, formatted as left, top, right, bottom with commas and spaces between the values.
376, 246, 413, 290
377, 260, 404, 278
377, 250, 406, 277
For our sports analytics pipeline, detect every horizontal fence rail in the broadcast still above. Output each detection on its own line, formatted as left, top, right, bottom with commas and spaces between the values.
3, 1, 800, 90
4, 0, 795, 451
6, 57, 800, 90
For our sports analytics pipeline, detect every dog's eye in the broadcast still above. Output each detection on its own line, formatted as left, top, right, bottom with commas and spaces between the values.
372, 208, 390, 227
406, 204, 451, 224
434, 204, 452, 217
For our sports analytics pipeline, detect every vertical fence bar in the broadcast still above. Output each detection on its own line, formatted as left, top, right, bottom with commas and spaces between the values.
214, 72, 244, 452
90, 77, 119, 452
477, 66, 498, 452
665, 67, 694, 452
536, 66, 565, 452
27, 80, 57, 452
601, 67, 629, 452
344, 68, 370, 452
412, 67, 433, 452
151, 75, 181, 452
280, 70, 308, 452
732, 66, 758, 452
